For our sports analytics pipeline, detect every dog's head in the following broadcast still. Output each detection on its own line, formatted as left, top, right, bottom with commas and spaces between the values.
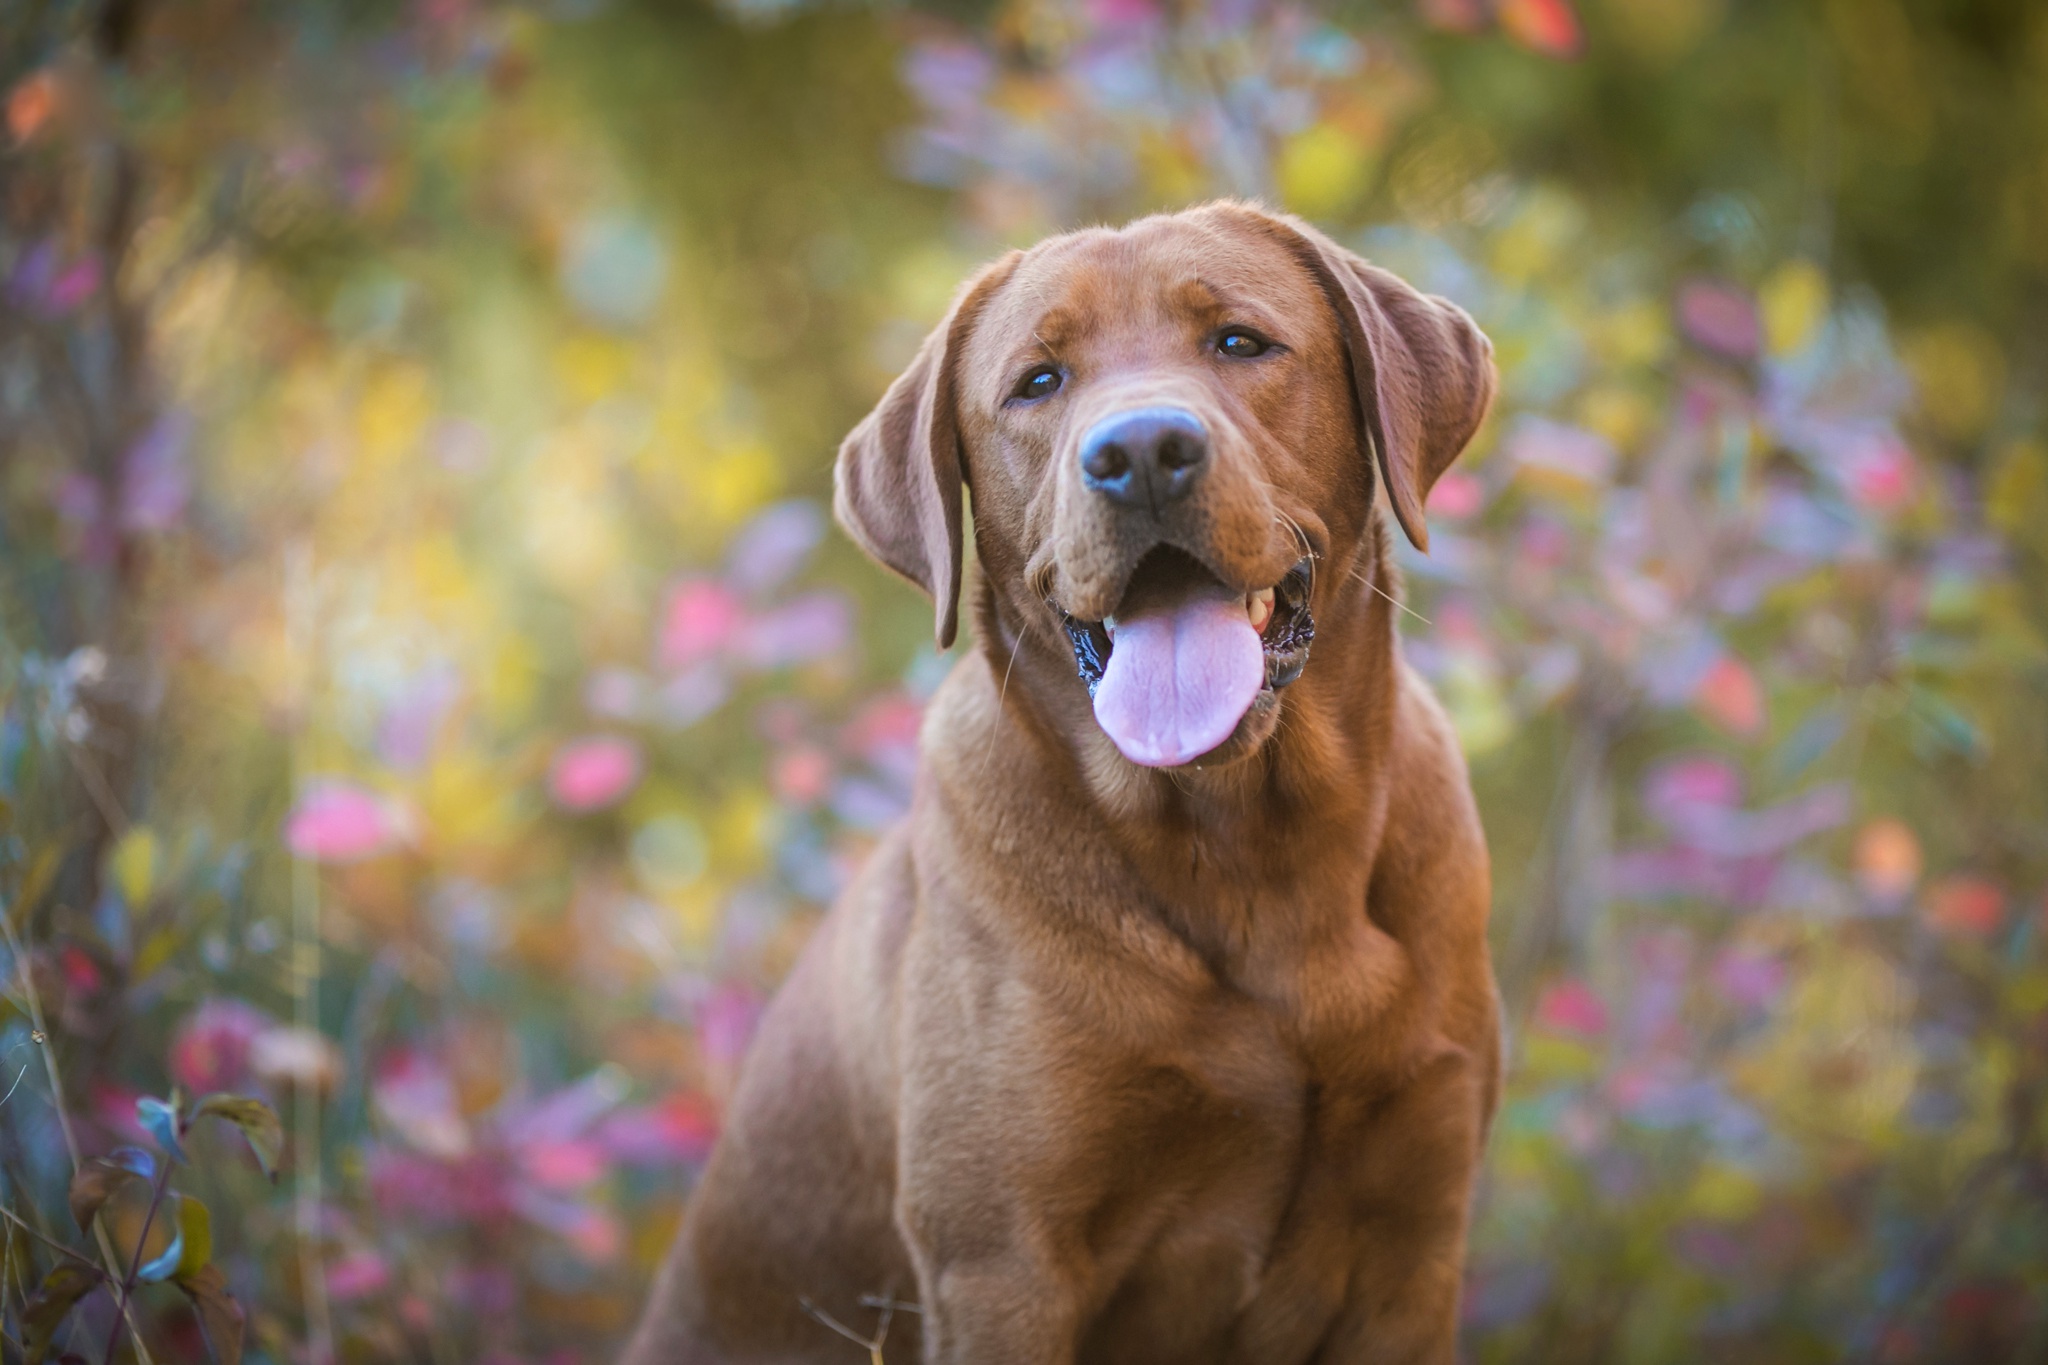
835, 202, 1494, 770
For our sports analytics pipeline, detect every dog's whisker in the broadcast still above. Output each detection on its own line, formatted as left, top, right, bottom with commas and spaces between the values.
1350, 564, 1429, 625
1268, 508, 1317, 598
980, 614, 1031, 779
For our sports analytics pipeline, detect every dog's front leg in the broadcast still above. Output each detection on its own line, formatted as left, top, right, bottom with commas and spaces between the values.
890, 1032, 1097, 1364
893, 1094, 1092, 1365
897, 1228, 1084, 1365
1314, 1049, 1490, 1365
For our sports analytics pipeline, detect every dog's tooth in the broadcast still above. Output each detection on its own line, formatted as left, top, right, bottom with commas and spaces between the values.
1104, 615, 1118, 640
1247, 587, 1275, 635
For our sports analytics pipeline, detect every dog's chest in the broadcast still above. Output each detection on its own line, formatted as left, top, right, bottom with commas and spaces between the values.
1075, 995, 1386, 1364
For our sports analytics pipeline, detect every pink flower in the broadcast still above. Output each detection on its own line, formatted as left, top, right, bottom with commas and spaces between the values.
1498, 0, 1582, 59
1534, 979, 1609, 1039
169, 998, 273, 1094
548, 736, 642, 811
368, 1148, 514, 1225
285, 781, 401, 862
324, 1252, 392, 1304
772, 747, 833, 805
518, 1138, 609, 1191
119, 413, 189, 532
599, 1092, 719, 1166
1694, 656, 1765, 736
1711, 945, 1787, 1011
1644, 755, 1742, 829
1924, 876, 2006, 938
1426, 471, 1485, 520
698, 983, 764, 1069
1677, 279, 1760, 358
1843, 438, 1916, 514
659, 579, 743, 669
373, 1048, 470, 1158
730, 592, 852, 670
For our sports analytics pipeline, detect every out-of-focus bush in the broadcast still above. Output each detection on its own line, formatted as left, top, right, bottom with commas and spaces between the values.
1, 0, 2043, 1360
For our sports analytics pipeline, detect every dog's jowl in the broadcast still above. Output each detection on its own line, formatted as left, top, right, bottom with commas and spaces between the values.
623, 201, 1502, 1365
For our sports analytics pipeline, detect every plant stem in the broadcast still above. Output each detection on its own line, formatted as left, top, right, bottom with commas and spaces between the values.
0, 1206, 103, 1274
99, 1153, 172, 1365
0, 908, 156, 1365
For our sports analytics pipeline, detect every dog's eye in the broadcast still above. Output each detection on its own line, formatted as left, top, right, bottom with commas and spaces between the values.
1216, 330, 1269, 359
1013, 366, 1064, 403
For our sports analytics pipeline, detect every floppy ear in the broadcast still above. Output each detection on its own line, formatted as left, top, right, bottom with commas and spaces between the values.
834, 253, 1021, 650
1265, 214, 1496, 553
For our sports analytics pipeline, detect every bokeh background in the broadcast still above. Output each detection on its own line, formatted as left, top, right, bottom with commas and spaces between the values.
4, 0, 2047, 1361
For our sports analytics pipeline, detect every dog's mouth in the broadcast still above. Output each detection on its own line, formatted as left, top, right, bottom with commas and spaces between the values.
1055, 549, 1316, 768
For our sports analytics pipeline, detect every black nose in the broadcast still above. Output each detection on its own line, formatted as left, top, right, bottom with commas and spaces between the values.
1078, 407, 1209, 513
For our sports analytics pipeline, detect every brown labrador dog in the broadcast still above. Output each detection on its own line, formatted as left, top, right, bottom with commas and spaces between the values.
622, 201, 1501, 1365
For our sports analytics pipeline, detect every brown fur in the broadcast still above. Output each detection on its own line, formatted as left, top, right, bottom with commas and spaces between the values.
621, 202, 1502, 1365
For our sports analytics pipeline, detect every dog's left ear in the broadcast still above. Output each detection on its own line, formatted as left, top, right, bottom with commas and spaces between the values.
834, 252, 1022, 650
1263, 214, 1496, 554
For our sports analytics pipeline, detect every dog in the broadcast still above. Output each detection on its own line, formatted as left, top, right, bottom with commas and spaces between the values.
622, 201, 1501, 1365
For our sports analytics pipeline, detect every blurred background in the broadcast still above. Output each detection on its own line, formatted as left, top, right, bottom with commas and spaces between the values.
3, 0, 2046, 1361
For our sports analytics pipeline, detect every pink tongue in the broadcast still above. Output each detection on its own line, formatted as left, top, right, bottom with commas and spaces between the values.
1093, 586, 1264, 768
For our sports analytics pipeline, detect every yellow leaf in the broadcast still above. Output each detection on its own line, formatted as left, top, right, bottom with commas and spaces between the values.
355, 365, 435, 466
1587, 298, 1672, 370
1520, 1033, 1602, 1082
1986, 439, 2045, 538
1760, 258, 1828, 356
9, 844, 60, 926
1489, 188, 1584, 287
1682, 1162, 1763, 1223
133, 930, 177, 983
174, 1194, 213, 1278
110, 828, 158, 908
1277, 125, 1375, 221
554, 334, 632, 404
1902, 321, 2006, 441
1136, 130, 1206, 207
712, 790, 778, 874
698, 448, 782, 527
1575, 386, 1656, 454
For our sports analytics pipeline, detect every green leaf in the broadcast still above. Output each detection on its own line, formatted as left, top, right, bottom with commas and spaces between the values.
67, 1146, 154, 1231
174, 1194, 213, 1278
193, 1094, 284, 1181
22, 1262, 101, 1365
137, 1095, 187, 1163
135, 1193, 186, 1284
175, 1263, 245, 1365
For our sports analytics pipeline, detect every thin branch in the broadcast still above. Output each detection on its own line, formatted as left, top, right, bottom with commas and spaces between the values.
799, 1293, 904, 1365
101, 1156, 173, 1365
0, 907, 155, 1365
0, 1206, 102, 1274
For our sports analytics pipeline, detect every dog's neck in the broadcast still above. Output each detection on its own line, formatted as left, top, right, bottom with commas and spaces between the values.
971, 516, 1406, 966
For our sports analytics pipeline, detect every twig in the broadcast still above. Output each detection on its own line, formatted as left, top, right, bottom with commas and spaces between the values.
101, 1156, 173, 1365
799, 1293, 905, 1365
0, 1205, 103, 1274
285, 542, 335, 1365
63, 744, 129, 841
0, 905, 156, 1365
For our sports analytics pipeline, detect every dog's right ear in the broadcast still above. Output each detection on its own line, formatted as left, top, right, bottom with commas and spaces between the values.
834, 252, 1021, 651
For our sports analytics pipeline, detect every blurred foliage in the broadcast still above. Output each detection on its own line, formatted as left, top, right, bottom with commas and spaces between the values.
0, 0, 2044, 1361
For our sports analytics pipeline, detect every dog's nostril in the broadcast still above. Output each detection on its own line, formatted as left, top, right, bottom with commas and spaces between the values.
1082, 443, 1130, 481
1157, 434, 1203, 472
